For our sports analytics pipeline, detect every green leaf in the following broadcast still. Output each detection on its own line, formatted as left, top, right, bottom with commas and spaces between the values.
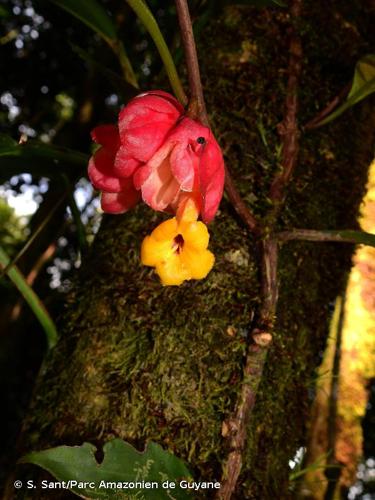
0, 194, 66, 278
50, 0, 117, 42
70, 44, 138, 98
50, 1, 138, 87
329, 230, 375, 247
0, 135, 87, 182
0, 5, 10, 17
0, 246, 58, 349
347, 54, 375, 100
0, 134, 17, 149
289, 452, 332, 481
21, 439, 193, 499
316, 54, 375, 126
126, 0, 187, 105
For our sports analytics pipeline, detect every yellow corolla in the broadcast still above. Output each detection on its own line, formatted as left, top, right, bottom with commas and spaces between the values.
141, 215, 215, 286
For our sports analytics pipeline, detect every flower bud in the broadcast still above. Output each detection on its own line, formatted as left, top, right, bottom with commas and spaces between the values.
114, 90, 184, 177
87, 125, 140, 213
136, 117, 225, 223
87, 91, 225, 221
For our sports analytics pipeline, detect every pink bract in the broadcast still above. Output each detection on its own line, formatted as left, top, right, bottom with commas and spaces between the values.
88, 91, 183, 214
87, 124, 141, 213
87, 91, 225, 221
114, 90, 184, 176
136, 117, 225, 223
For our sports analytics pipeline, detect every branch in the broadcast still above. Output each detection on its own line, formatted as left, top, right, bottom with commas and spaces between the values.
175, 0, 260, 235
218, 345, 268, 499
219, 2, 302, 496
174, 4, 282, 497
303, 83, 351, 131
224, 165, 260, 234
175, 0, 208, 123
269, 0, 303, 209
277, 229, 375, 246
259, 238, 279, 325
218, 238, 277, 500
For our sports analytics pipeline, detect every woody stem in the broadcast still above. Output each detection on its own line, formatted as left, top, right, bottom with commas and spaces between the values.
175, 0, 208, 124
175, 0, 260, 235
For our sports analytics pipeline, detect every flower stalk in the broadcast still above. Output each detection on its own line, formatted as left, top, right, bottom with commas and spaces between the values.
174, 0, 208, 123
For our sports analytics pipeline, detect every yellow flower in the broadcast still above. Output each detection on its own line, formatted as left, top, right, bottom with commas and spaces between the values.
141, 208, 215, 286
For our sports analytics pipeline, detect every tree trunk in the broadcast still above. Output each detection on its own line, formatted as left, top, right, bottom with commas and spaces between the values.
10, 1, 375, 499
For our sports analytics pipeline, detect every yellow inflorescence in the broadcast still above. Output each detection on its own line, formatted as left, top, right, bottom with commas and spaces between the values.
141, 212, 215, 286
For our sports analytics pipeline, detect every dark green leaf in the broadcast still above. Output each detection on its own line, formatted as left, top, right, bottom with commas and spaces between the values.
347, 54, 375, 100
317, 54, 375, 126
0, 134, 17, 149
0, 194, 66, 279
328, 230, 375, 247
50, 2, 138, 87
0, 246, 58, 349
126, 0, 187, 105
0, 5, 10, 17
70, 44, 138, 99
0, 135, 87, 181
50, 0, 117, 42
21, 439, 193, 499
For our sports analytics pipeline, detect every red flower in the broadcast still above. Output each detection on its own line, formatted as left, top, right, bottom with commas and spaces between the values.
114, 90, 184, 178
135, 117, 224, 223
87, 125, 141, 213
88, 91, 183, 214
88, 91, 224, 221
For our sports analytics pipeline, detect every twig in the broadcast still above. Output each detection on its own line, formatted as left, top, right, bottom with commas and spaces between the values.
175, 2, 301, 497
219, 345, 268, 498
224, 165, 260, 234
218, 238, 277, 500
259, 238, 279, 326
304, 83, 351, 131
277, 229, 374, 245
269, 0, 303, 210
175, 0, 208, 123
219, 2, 303, 497
175, 0, 259, 235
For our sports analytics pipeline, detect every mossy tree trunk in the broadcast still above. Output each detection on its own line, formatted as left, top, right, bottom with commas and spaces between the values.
11, 1, 375, 499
